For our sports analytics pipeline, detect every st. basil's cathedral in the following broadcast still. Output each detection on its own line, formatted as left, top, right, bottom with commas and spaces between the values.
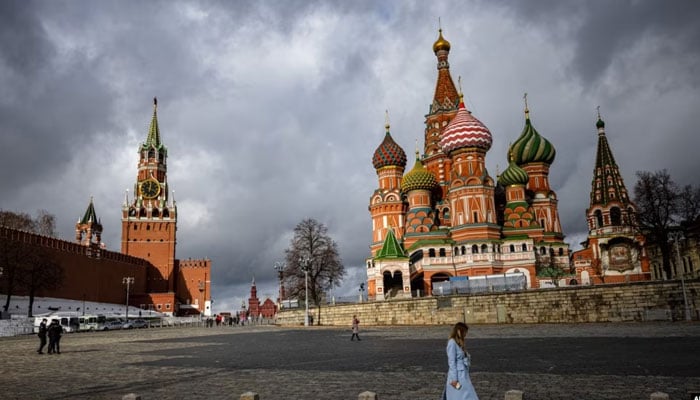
367, 29, 650, 300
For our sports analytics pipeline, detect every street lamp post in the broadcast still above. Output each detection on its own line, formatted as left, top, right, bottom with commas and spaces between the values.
670, 231, 691, 321
274, 262, 286, 308
299, 257, 311, 326
122, 277, 134, 322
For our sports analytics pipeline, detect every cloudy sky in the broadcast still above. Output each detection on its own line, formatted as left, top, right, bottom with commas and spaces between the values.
1, 1, 699, 312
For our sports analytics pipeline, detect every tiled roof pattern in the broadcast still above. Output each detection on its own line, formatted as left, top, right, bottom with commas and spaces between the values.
373, 131, 407, 169
402, 155, 438, 193
439, 102, 492, 153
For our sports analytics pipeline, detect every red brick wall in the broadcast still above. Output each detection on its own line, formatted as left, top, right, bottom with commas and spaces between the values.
1, 227, 148, 305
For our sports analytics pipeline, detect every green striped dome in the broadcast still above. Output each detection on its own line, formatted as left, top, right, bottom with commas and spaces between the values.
401, 154, 437, 193
511, 113, 556, 165
498, 157, 529, 186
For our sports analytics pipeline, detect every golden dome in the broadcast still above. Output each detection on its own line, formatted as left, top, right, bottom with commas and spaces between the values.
433, 28, 451, 53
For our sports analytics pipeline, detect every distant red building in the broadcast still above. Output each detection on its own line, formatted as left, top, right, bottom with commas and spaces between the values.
243, 278, 277, 319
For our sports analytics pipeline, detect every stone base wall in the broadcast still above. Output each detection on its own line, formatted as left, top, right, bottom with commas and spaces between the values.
277, 279, 700, 326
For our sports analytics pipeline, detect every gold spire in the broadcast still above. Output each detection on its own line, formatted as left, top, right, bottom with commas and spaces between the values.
597, 105, 601, 119
433, 22, 451, 53
523, 92, 530, 119
385, 109, 390, 132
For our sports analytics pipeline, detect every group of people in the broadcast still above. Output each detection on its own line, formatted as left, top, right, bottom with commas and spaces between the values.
37, 318, 63, 355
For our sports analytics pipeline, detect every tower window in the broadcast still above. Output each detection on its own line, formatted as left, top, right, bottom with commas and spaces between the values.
472, 245, 478, 254
510, 244, 515, 253
481, 244, 488, 253
610, 207, 622, 225
439, 248, 446, 257
595, 210, 603, 228
428, 248, 436, 257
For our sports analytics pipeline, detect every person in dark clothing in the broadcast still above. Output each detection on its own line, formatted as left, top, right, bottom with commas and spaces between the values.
47, 319, 63, 354
37, 318, 48, 354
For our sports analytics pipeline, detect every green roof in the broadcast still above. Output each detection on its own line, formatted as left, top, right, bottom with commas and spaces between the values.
375, 229, 407, 259
80, 198, 98, 225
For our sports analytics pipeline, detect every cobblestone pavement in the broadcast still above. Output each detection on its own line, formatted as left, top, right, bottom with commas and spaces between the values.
1, 322, 699, 400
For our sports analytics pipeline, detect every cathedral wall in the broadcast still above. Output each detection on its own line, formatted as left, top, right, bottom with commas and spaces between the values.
277, 279, 700, 325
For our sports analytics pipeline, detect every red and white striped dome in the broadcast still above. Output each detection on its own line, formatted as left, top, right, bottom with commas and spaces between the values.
439, 101, 492, 153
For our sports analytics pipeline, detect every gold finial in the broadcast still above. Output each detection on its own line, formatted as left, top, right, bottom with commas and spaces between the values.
439, 17, 442, 31
458, 76, 464, 102
153, 97, 158, 107
596, 105, 601, 119
415, 139, 420, 160
385, 109, 390, 131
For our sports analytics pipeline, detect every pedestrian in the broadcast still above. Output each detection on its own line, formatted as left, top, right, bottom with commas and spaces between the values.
37, 318, 48, 354
351, 315, 361, 341
47, 319, 64, 354
443, 322, 478, 400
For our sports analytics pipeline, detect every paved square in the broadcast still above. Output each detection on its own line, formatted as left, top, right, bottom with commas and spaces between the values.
2, 323, 699, 399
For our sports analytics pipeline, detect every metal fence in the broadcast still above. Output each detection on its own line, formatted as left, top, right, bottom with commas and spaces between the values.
432, 273, 527, 296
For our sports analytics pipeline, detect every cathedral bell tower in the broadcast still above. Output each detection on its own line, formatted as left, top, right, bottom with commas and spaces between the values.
121, 98, 178, 293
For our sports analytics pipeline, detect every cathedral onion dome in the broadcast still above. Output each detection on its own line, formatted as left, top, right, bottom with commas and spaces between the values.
498, 153, 529, 187
596, 117, 605, 129
372, 123, 407, 169
433, 28, 451, 53
401, 152, 438, 193
439, 98, 492, 154
510, 107, 556, 165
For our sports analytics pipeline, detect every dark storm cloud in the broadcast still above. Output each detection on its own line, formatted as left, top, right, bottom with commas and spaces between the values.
1, 1, 698, 312
500, 0, 700, 87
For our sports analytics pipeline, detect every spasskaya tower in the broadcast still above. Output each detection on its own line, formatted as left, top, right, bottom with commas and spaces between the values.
121, 97, 178, 293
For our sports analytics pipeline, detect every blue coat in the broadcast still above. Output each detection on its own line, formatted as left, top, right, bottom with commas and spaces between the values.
444, 338, 478, 400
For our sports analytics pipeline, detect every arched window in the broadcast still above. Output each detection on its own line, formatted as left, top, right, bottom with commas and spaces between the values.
540, 247, 546, 255
472, 245, 479, 254
481, 244, 488, 253
522, 243, 527, 252
473, 212, 479, 223
559, 248, 564, 256
454, 247, 460, 256
461, 246, 466, 255
595, 210, 603, 228
510, 244, 515, 253
429, 248, 436, 257
610, 207, 622, 225
439, 248, 446, 257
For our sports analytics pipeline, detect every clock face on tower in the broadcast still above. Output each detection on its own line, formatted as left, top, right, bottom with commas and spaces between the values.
140, 179, 161, 199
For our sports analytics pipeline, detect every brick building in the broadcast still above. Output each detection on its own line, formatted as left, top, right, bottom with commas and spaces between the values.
367, 28, 569, 299
571, 112, 651, 284
1, 98, 212, 316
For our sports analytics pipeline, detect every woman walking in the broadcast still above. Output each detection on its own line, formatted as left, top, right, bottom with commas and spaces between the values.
443, 322, 478, 400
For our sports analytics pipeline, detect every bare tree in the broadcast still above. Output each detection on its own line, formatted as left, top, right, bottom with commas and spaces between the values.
283, 218, 344, 325
0, 210, 59, 313
678, 184, 700, 225
633, 170, 700, 279
17, 248, 65, 317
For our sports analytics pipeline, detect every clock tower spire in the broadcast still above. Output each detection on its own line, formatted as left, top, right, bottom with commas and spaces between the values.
121, 97, 178, 293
